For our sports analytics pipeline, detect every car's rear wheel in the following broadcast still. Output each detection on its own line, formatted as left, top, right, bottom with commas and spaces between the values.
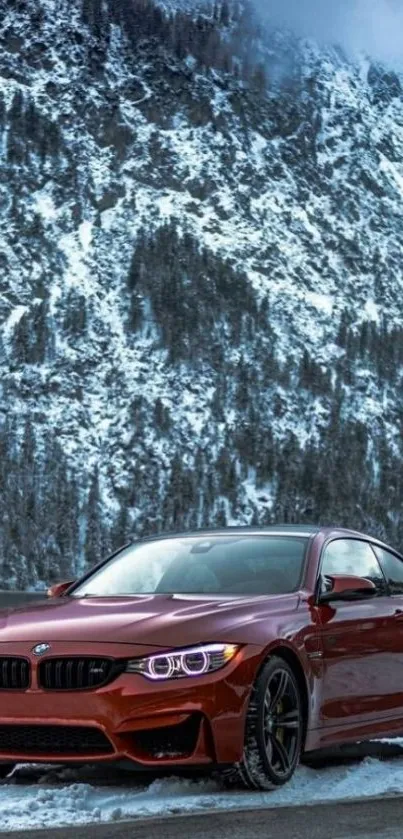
0, 764, 15, 780
223, 656, 303, 790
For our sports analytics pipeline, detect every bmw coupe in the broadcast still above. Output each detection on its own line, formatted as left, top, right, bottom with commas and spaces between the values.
1, 525, 403, 789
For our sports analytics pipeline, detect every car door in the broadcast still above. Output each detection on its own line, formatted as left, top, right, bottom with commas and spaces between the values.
317, 538, 399, 727
371, 544, 403, 708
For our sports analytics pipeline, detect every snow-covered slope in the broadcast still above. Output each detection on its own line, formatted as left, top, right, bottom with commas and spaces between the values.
1, 0, 403, 587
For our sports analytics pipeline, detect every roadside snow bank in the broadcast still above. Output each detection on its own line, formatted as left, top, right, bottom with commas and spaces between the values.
4, 750, 403, 832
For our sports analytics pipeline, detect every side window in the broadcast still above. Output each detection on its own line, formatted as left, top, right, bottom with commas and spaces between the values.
373, 547, 403, 595
321, 539, 386, 594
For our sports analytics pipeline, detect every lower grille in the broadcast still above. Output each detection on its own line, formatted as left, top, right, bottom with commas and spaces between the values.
0, 725, 113, 756
133, 715, 201, 759
0, 658, 29, 690
38, 657, 122, 691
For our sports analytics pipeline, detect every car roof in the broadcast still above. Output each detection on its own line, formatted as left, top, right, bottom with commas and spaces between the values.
133, 526, 401, 556
135, 525, 320, 543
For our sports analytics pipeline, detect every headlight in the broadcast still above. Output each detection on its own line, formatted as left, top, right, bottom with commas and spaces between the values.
126, 643, 239, 681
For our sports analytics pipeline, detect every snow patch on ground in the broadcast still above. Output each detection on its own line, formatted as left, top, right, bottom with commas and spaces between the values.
364, 299, 380, 323
79, 221, 93, 252
5, 746, 403, 832
305, 292, 334, 315
33, 190, 57, 222
3, 305, 28, 344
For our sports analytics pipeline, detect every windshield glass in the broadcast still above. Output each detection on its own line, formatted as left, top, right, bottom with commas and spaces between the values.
72, 535, 308, 597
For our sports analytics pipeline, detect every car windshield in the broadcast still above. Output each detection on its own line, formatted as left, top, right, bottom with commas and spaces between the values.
71, 535, 308, 597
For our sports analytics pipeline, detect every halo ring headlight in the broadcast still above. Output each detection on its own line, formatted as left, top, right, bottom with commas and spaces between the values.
181, 650, 209, 676
149, 655, 174, 680
126, 643, 239, 681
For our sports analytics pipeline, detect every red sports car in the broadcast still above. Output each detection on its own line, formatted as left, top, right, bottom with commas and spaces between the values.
0, 525, 402, 789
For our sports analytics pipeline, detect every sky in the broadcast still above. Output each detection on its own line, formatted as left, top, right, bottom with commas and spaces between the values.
256, 0, 403, 66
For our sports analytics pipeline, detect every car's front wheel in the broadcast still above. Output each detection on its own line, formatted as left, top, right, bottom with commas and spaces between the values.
223, 656, 303, 790
0, 764, 15, 780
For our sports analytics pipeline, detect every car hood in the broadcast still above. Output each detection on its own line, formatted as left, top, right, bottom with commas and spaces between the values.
0, 593, 299, 648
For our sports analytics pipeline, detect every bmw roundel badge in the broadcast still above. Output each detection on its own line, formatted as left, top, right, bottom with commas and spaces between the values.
32, 643, 51, 657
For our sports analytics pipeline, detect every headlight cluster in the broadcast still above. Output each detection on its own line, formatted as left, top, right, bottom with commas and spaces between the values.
126, 643, 239, 681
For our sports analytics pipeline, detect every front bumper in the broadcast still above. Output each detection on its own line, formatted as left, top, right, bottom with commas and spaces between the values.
0, 642, 262, 767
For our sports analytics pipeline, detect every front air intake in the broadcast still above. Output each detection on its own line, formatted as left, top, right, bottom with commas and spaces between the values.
0, 725, 113, 756
132, 715, 202, 759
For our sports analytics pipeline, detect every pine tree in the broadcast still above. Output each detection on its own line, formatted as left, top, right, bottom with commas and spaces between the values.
13, 314, 31, 364
85, 469, 104, 568
220, 0, 230, 26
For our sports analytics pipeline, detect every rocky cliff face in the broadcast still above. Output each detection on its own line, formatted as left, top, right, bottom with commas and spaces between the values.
1, 0, 403, 588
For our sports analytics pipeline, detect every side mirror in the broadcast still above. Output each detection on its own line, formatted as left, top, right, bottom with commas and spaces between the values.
47, 581, 74, 598
319, 574, 377, 604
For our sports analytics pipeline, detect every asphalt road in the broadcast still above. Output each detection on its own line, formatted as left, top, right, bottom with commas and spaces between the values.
5, 796, 403, 839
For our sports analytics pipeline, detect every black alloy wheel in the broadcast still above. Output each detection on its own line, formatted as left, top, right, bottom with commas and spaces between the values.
0, 764, 15, 780
223, 656, 303, 790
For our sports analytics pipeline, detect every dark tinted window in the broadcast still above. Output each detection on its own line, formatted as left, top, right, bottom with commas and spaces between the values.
373, 546, 403, 595
72, 536, 308, 597
321, 539, 385, 594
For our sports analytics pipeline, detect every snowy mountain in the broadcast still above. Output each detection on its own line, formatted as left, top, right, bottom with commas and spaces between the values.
1, 0, 403, 589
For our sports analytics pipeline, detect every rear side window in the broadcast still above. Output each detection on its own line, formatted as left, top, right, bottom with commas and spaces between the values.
321, 539, 386, 594
373, 547, 403, 595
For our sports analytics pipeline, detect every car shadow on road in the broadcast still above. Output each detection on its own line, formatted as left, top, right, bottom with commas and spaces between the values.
302, 739, 403, 768
6, 740, 403, 787
6, 762, 215, 787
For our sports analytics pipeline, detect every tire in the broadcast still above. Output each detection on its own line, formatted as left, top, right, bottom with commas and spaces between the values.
0, 764, 15, 780
222, 656, 303, 790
